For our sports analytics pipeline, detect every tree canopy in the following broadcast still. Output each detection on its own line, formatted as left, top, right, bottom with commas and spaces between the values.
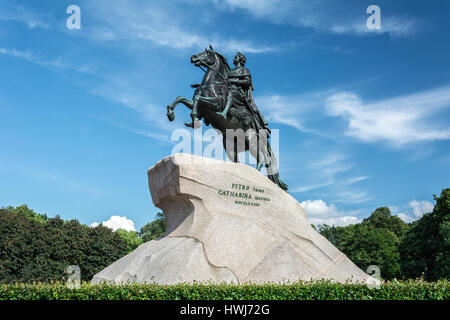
399, 188, 450, 281
318, 189, 450, 281
138, 212, 167, 242
116, 229, 143, 253
318, 208, 404, 280
0, 208, 128, 283
1, 189, 448, 283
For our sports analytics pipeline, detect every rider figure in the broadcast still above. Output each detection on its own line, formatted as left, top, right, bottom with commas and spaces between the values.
217, 52, 270, 133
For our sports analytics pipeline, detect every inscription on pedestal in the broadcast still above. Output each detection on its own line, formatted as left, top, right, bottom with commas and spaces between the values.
218, 183, 271, 207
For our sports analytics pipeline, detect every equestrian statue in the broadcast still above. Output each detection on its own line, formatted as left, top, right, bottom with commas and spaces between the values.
166, 45, 288, 192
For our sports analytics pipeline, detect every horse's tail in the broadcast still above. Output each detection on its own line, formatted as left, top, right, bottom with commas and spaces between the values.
265, 143, 288, 192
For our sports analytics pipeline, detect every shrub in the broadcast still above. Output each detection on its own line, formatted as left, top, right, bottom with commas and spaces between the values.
0, 280, 448, 300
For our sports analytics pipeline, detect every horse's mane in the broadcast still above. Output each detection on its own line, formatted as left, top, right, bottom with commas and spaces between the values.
214, 51, 231, 71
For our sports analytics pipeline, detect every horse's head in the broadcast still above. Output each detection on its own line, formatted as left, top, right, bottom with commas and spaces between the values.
190, 45, 217, 69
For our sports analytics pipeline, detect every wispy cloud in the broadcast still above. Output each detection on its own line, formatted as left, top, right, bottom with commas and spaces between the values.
84, 0, 277, 54
331, 15, 422, 38
325, 86, 450, 145
343, 176, 370, 185
24, 167, 104, 197
90, 115, 172, 143
257, 91, 330, 134
0, 47, 93, 73
0, 46, 175, 140
216, 0, 423, 38
89, 77, 178, 132
333, 190, 372, 204
0, 7, 50, 29
292, 153, 353, 192
0, 0, 52, 29
290, 149, 372, 205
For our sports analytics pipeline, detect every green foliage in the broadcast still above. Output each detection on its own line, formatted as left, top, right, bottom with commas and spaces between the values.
3, 204, 48, 223
399, 189, 450, 281
0, 209, 129, 283
139, 212, 167, 242
116, 229, 144, 253
319, 223, 401, 280
0, 280, 448, 300
318, 207, 405, 280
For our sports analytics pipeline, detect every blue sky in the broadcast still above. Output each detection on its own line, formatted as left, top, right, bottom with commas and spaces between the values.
1, 0, 449, 230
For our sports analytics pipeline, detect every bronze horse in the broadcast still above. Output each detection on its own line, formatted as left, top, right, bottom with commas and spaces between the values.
166, 46, 288, 191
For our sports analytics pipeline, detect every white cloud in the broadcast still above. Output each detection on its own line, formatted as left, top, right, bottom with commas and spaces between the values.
300, 199, 360, 226
259, 85, 450, 148
396, 213, 415, 223
301, 199, 338, 217
391, 200, 434, 223
325, 86, 450, 145
90, 215, 137, 232
408, 199, 434, 218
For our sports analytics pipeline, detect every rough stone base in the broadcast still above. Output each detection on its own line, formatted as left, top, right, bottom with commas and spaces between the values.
92, 154, 377, 285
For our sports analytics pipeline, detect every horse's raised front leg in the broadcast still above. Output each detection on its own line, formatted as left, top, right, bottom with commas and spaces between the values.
167, 96, 193, 121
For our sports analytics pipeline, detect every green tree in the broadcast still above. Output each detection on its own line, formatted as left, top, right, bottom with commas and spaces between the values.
340, 224, 401, 280
0, 209, 43, 283
116, 229, 143, 253
139, 212, 167, 242
362, 207, 408, 238
316, 224, 343, 247
400, 188, 450, 281
81, 224, 128, 281
0, 208, 129, 283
